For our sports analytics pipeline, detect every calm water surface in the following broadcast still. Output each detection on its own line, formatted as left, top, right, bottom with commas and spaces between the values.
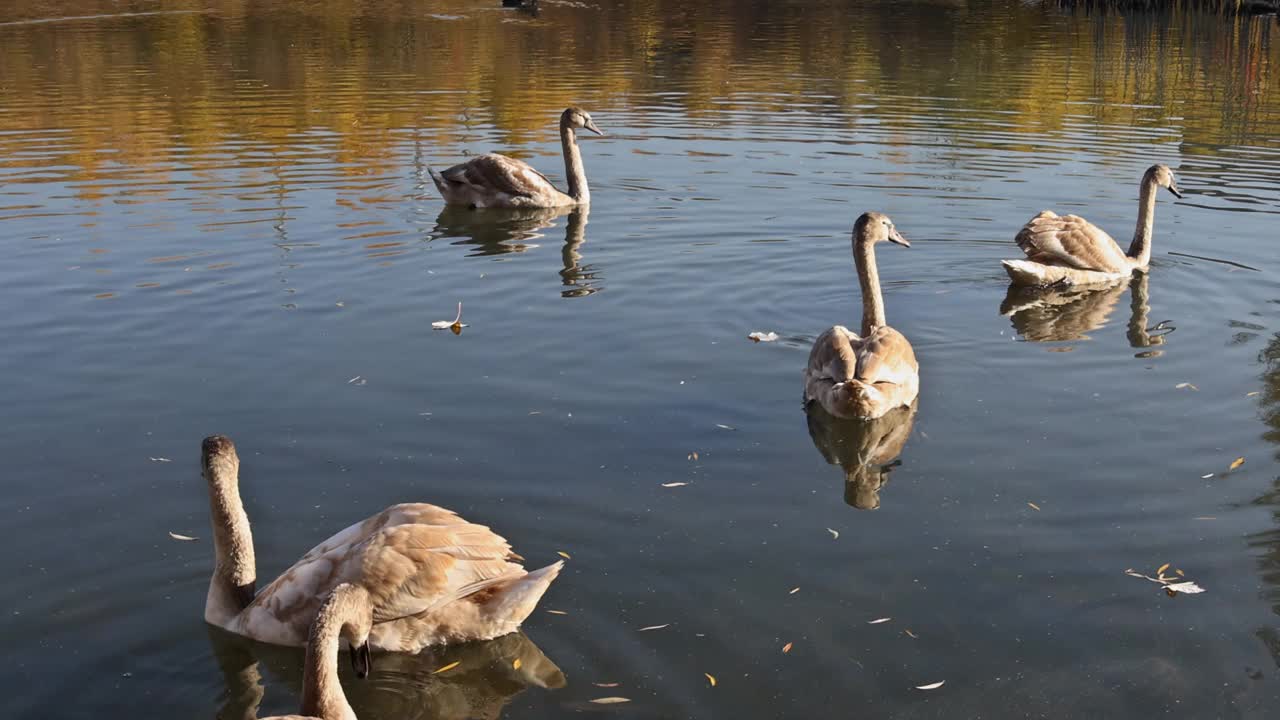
3, 0, 1280, 717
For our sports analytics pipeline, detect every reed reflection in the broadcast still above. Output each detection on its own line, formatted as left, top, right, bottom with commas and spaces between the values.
1253, 331, 1280, 667
804, 401, 917, 510
1001, 273, 1173, 351
433, 207, 600, 297
209, 626, 565, 720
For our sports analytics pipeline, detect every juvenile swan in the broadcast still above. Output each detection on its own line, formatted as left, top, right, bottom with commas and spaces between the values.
1003, 164, 1183, 287
263, 584, 373, 720
804, 212, 919, 420
201, 436, 563, 652
429, 107, 603, 208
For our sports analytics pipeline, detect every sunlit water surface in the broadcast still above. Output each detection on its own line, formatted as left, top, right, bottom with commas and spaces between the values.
3, 1, 1280, 718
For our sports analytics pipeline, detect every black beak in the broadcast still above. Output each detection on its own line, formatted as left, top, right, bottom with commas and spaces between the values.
350, 642, 372, 679
1168, 184, 1183, 199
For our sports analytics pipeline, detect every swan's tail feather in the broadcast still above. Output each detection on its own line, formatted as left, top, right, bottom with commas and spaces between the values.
1003, 259, 1065, 287
487, 560, 563, 630
428, 167, 449, 197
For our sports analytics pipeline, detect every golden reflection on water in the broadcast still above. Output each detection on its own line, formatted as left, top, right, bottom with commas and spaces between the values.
0, 0, 1276, 191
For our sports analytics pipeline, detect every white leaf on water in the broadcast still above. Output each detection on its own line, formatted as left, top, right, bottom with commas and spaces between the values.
661, 482, 689, 488
915, 681, 945, 690
1200, 473, 1214, 479
590, 697, 631, 704
168, 532, 198, 542
827, 528, 839, 540
715, 424, 735, 430
1175, 383, 1198, 391
432, 302, 466, 329
1165, 581, 1206, 595
637, 624, 669, 632
747, 331, 779, 343
149, 457, 171, 463
868, 617, 892, 624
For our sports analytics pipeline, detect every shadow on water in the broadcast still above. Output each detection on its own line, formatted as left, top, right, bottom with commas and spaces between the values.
432, 207, 600, 297
1253, 332, 1280, 669
208, 626, 564, 720
1001, 273, 1175, 354
803, 401, 918, 510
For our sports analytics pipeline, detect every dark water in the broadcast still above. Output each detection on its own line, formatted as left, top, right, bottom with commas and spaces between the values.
3, 0, 1280, 717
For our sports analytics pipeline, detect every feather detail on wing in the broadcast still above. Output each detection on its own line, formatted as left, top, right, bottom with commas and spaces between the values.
1014, 210, 1131, 273
804, 325, 919, 419
439, 154, 558, 199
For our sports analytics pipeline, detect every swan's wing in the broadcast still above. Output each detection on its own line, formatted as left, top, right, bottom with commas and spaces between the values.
853, 326, 918, 386
294, 503, 496, 564
439, 153, 559, 199
343, 523, 526, 623
1015, 211, 1130, 273
805, 326, 860, 385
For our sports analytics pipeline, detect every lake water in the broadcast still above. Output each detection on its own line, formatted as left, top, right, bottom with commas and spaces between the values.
2, 0, 1280, 717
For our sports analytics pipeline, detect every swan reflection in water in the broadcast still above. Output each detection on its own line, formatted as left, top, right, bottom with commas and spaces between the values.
432, 206, 600, 298
209, 625, 565, 720
804, 401, 918, 510
1000, 272, 1173, 351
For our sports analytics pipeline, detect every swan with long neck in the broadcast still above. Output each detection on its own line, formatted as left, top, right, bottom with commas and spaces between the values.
201, 436, 563, 652
262, 584, 373, 720
803, 212, 919, 420
1002, 164, 1183, 287
429, 107, 603, 209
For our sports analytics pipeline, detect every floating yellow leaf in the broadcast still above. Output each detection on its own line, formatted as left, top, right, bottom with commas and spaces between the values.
705, 673, 717, 687
512, 658, 522, 670
915, 681, 945, 690
1027, 502, 1041, 511
557, 551, 572, 559
1229, 457, 1245, 471
1176, 569, 1185, 577
432, 661, 461, 674
590, 697, 630, 704
168, 531, 198, 542
782, 642, 793, 653
1157, 563, 1170, 575
868, 617, 891, 624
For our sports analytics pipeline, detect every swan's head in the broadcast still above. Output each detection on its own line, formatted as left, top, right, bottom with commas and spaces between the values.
202, 435, 240, 488
561, 106, 604, 136
326, 584, 375, 679
1147, 164, 1183, 198
854, 211, 909, 247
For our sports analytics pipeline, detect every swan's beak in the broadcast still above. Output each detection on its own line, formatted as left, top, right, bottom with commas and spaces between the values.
888, 228, 910, 247
1168, 184, 1183, 199
584, 118, 605, 136
351, 642, 372, 679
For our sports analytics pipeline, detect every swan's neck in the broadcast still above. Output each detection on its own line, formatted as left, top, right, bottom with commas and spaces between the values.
300, 614, 354, 720
1126, 174, 1159, 267
561, 124, 589, 204
205, 476, 256, 629
854, 238, 886, 337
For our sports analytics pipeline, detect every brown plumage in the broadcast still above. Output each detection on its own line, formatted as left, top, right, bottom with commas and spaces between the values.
805, 400, 917, 510
804, 212, 919, 420
1003, 164, 1183, 287
201, 437, 563, 653
261, 584, 372, 720
429, 107, 604, 208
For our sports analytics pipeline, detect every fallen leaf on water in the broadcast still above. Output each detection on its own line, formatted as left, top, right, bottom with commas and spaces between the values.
168, 532, 198, 542
904, 629, 918, 639
688, 451, 699, 461
590, 697, 630, 704
715, 423, 735, 431
593, 682, 620, 688
1247, 391, 1261, 397
827, 528, 839, 540
512, 658, 521, 670
638, 624, 669, 632
149, 457, 171, 463
432, 302, 468, 332
1176, 569, 1185, 576
705, 673, 717, 687
868, 617, 892, 625
915, 681, 945, 690
432, 661, 461, 674
1229, 457, 1245, 471
557, 551, 571, 559
1193, 516, 1217, 521
546, 610, 568, 615
661, 482, 689, 488
1027, 502, 1041, 511
1165, 581, 1206, 595
1157, 563, 1171, 576
782, 642, 793, 654
1175, 383, 1199, 391
747, 331, 779, 343
1201, 473, 1214, 479
789, 587, 800, 595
